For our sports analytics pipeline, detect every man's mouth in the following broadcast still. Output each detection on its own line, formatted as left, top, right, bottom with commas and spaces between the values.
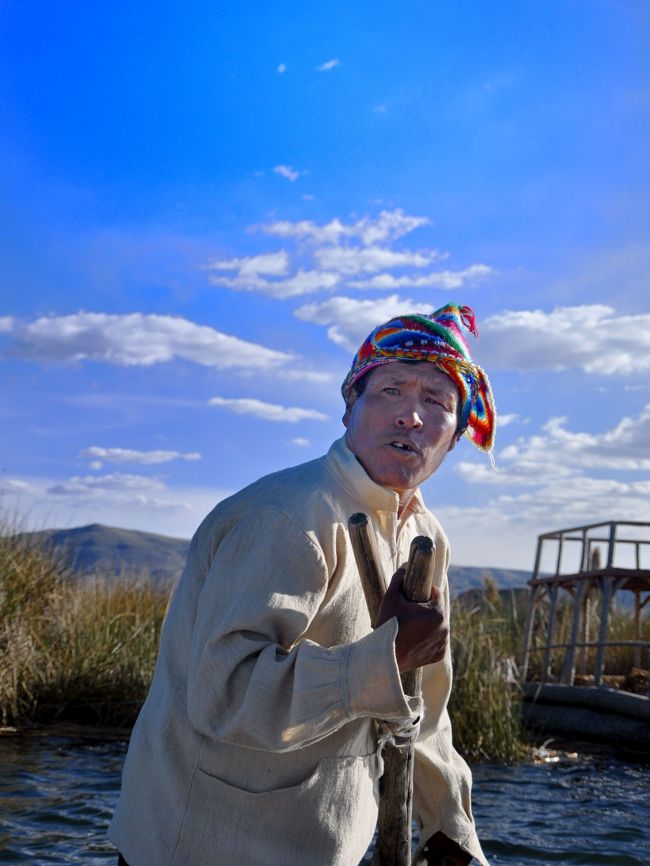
388, 440, 419, 455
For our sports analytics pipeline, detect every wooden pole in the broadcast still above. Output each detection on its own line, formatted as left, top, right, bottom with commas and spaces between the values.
594, 577, 614, 687
521, 585, 540, 680
542, 585, 559, 682
348, 512, 388, 625
561, 579, 587, 685
348, 513, 435, 866
634, 590, 642, 669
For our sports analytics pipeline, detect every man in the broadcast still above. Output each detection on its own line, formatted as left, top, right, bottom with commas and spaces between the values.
109, 303, 495, 866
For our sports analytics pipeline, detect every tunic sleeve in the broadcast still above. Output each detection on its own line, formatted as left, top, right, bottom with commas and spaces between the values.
182, 505, 420, 752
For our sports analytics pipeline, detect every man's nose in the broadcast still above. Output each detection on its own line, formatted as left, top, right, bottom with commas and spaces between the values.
396, 408, 424, 428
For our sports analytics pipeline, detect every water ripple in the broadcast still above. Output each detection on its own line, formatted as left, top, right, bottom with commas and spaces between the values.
472, 757, 650, 865
0, 732, 648, 865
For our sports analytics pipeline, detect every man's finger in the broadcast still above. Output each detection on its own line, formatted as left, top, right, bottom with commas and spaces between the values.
384, 564, 407, 597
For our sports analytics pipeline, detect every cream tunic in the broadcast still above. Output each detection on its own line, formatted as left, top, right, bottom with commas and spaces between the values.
109, 437, 489, 866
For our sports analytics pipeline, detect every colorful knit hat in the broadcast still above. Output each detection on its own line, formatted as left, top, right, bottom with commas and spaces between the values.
341, 303, 496, 452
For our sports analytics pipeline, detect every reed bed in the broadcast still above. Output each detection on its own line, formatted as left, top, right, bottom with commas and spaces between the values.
0, 522, 167, 728
11, 519, 618, 763
448, 582, 526, 763
523, 593, 650, 685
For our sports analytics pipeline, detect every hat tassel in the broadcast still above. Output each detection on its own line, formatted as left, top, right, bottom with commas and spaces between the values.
460, 305, 479, 338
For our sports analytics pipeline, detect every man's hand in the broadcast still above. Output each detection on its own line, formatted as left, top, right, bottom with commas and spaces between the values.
415, 831, 473, 865
375, 566, 448, 673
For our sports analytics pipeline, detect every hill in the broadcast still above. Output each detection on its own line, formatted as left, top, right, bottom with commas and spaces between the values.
20, 523, 190, 586
18, 523, 532, 596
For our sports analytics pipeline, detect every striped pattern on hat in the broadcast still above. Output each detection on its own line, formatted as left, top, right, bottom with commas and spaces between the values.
341, 303, 496, 452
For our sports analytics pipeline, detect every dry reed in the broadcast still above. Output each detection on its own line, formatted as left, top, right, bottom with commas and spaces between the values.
0, 518, 167, 728
448, 579, 526, 763
2, 518, 561, 762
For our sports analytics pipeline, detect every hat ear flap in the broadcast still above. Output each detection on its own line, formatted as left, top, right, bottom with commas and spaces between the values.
465, 366, 496, 451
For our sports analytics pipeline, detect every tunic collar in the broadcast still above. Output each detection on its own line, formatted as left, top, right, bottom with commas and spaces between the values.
326, 436, 426, 516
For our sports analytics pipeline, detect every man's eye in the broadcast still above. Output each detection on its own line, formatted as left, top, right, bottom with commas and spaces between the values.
383, 387, 399, 395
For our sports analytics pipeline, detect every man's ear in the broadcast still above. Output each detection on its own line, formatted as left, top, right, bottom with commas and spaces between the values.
342, 393, 357, 427
447, 433, 459, 453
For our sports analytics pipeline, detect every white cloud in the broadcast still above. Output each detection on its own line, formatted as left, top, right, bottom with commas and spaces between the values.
494, 477, 650, 528
273, 165, 303, 182
2, 473, 232, 539
204, 250, 289, 277
289, 437, 310, 447
348, 264, 492, 290
209, 269, 341, 299
434, 489, 650, 570
276, 368, 335, 384
1, 312, 293, 370
480, 305, 650, 375
257, 217, 347, 245
499, 406, 650, 472
255, 209, 429, 247
0, 478, 38, 493
314, 245, 438, 275
79, 446, 202, 467
497, 414, 522, 428
277, 63, 287, 74
209, 396, 328, 423
451, 402, 650, 551
295, 294, 421, 351
355, 212, 428, 246
316, 59, 340, 72
204, 210, 489, 307
48, 473, 166, 496
296, 301, 650, 375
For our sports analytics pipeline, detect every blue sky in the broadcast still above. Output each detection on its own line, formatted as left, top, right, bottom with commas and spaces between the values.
2, 1, 649, 569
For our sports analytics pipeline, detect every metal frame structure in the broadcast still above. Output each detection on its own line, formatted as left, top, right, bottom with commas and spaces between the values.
521, 521, 650, 691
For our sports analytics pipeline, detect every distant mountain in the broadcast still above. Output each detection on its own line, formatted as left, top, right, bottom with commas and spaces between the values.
19, 523, 532, 596
448, 564, 532, 596
20, 523, 190, 586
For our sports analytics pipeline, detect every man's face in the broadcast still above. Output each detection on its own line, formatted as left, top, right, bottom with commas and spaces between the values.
343, 362, 459, 506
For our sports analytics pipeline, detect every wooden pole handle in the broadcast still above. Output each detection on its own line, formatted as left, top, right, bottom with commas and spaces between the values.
401, 536, 435, 698
348, 512, 387, 626
403, 535, 435, 603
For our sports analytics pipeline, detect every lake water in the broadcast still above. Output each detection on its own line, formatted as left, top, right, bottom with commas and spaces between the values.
0, 730, 648, 865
